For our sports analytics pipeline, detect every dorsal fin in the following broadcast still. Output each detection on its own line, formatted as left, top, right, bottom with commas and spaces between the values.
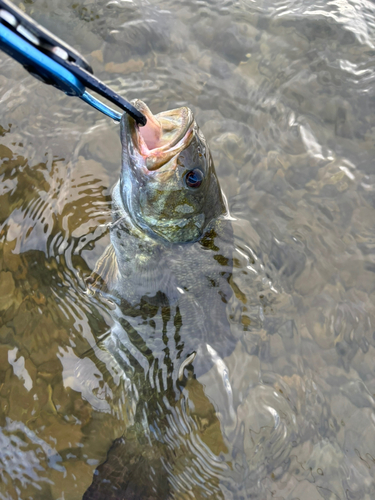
86, 244, 119, 294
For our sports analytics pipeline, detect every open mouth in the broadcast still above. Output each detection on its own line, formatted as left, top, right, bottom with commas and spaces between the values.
131, 100, 194, 171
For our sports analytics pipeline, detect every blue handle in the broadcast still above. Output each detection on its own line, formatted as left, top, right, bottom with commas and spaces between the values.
0, 20, 143, 123
0, 22, 85, 96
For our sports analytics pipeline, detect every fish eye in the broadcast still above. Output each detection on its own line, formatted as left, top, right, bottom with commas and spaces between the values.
185, 169, 204, 189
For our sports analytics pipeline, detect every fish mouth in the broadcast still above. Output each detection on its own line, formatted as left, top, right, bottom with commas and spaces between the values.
130, 100, 194, 171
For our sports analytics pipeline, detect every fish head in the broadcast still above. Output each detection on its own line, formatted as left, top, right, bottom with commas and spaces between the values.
119, 100, 226, 243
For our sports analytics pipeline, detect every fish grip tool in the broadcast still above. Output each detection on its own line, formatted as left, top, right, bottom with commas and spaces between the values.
0, 0, 147, 125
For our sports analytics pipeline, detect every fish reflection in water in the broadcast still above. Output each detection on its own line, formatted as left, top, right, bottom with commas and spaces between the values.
82, 102, 290, 499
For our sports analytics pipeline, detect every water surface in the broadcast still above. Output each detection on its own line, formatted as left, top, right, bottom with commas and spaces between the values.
1, 0, 375, 498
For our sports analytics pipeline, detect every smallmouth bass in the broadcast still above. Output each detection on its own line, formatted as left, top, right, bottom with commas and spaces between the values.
85, 101, 238, 499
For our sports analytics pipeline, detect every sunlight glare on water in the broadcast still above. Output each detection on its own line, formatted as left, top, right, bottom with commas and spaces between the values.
1, 0, 375, 498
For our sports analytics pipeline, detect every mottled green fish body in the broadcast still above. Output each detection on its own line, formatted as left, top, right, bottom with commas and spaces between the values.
85, 102, 236, 499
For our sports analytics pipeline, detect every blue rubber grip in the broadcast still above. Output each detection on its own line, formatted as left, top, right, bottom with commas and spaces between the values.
0, 22, 85, 96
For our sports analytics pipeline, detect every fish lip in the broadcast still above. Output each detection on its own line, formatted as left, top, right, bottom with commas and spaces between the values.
130, 102, 195, 171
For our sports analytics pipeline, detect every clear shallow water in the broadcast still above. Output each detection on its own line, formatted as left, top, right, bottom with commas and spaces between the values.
1, 0, 375, 498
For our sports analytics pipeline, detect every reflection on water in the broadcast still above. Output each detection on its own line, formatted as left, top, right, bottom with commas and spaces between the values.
1, 0, 375, 498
